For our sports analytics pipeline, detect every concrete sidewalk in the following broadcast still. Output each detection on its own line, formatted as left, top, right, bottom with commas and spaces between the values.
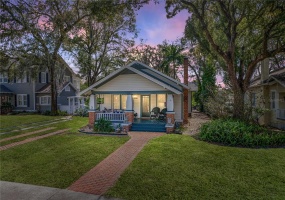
0, 181, 122, 200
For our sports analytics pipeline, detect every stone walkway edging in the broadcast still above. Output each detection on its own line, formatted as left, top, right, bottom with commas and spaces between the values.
0, 127, 56, 142
0, 128, 70, 151
68, 132, 164, 195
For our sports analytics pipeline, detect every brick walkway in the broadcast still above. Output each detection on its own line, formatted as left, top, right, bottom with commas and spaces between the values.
68, 132, 164, 195
0, 129, 70, 151
0, 127, 55, 142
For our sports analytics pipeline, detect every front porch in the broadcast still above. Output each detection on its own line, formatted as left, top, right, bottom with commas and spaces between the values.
88, 93, 176, 133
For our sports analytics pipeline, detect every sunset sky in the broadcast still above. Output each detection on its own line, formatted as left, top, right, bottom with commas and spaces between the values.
134, 1, 189, 46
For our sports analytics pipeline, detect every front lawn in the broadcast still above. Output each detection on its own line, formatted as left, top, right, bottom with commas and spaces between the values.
0, 134, 129, 188
107, 135, 285, 200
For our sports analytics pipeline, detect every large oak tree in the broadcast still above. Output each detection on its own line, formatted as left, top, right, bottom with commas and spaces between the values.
166, 0, 285, 118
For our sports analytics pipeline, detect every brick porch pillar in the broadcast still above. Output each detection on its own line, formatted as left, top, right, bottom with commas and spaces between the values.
166, 111, 175, 133
88, 111, 96, 127
125, 111, 134, 123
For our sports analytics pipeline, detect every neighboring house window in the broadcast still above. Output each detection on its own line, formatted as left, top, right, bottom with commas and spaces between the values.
17, 94, 28, 107
40, 72, 47, 83
0, 73, 8, 83
16, 73, 28, 83
64, 76, 71, 82
271, 91, 275, 109
65, 85, 70, 91
251, 93, 256, 107
40, 96, 51, 105
157, 94, 166, 110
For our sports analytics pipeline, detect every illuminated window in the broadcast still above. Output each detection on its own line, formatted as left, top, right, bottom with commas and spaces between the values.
157, 94, 166, 110
113, 95, 120, 109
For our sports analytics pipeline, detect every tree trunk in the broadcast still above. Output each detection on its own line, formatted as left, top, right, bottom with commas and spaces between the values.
50, 62, 58, 115
232, 87, 245, 119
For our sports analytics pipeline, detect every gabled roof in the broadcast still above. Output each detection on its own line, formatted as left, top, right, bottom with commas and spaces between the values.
0, 85, 14, 94
36, 82, 77, 94
79, 61, 189, 96
250, 68, 285, 88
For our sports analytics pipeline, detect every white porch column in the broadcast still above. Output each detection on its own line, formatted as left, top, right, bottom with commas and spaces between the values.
167, 94, 174, 112
89, 94, 96, 110
126, 94, 133, 111
68, 97, 71, 114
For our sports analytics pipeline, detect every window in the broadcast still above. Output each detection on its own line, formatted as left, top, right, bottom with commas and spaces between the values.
64, 76, 71, 82
113, 95, 120, 109
271, 91, 276, 109
121, 95, 127, 110
0, 73, 8, 83
40, 96, 51, 105
157, 94, 166, 110
16, 73, 28, 83
112, 95, 127, 110
65, 85, 70, 91
17, 94, 28, 107
41, 72, 47, 83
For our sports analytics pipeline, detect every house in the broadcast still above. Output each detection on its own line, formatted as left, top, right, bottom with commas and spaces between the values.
0, 56, 84, 114
249, 58, 285, 130
79, 58, 197, 133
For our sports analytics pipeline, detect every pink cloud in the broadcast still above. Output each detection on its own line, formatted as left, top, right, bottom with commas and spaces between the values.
135, 1, 189, 45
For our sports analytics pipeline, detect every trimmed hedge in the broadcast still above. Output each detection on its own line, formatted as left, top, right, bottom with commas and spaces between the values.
199, 119, 285, 148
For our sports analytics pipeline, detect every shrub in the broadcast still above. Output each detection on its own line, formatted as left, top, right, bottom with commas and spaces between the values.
94, 118, 114, 133
199, 119, 285, 148
57, 110, 68, 116
74, 107, 88, 117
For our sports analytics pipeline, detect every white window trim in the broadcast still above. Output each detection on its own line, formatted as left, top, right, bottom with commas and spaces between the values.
17, 94, 28, 107
41, 72, 47, 83
40, 96, 51, 105
0, 73, 8, 83
65, 85, 70, 92
271, 90, 278, 110
64, 75, 71, 82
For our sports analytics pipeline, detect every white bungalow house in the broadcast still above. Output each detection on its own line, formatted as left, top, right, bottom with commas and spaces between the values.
79, 59, 197, 133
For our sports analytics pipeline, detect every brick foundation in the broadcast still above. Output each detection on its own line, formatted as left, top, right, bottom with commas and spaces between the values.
166, 126, 174, 133
166, 112, 175, 124
122, 124, 132, 132
88, 111, 96, 126
125, 111, 134, 123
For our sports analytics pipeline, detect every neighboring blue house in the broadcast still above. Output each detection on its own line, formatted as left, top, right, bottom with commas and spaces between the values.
0, 57, 83, 114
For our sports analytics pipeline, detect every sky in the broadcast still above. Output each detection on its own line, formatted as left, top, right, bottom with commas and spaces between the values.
134, 1, 189, 46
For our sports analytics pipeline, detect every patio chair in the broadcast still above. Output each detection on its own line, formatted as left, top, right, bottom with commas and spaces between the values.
150, 107, 160, 119
158, 108, 167, 120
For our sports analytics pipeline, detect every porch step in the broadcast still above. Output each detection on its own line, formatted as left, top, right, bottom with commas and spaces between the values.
131, 122, 166, 132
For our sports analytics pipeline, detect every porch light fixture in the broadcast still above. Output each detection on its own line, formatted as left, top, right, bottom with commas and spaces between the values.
133, 95, 138, 99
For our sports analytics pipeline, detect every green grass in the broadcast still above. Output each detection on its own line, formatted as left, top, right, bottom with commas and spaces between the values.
107, 135, 285, 200
0, 115, 62, 129
0, 115, 129, 188
0, 134, 129, 188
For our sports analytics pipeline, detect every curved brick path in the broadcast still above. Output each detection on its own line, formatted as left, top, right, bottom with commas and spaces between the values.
68, 132, 164, 195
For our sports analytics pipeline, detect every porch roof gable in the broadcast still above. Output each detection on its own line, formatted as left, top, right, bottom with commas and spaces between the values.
79, 61, 188, 96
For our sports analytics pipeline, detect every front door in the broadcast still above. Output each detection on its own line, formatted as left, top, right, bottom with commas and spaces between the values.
141, 95, 150, 117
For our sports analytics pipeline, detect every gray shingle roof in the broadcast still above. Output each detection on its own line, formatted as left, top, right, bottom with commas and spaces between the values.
0, 85, 14, 94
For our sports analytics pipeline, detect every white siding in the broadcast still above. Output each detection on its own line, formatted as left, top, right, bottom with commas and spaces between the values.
174, 94, 182, 120
95, 74, 168, 92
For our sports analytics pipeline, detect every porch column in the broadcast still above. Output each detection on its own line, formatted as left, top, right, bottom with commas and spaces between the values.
167, 94, 174, 111
89, 94, 96, 110
166, 94, 175, 133
68, 98, 71, 114
125, 95, 134, 124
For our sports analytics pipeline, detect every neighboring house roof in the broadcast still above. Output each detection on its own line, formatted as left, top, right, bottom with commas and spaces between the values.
58, 55, 80, 78
0, 85, 14, 94
36, 82, 77, 94
250, 68, 285, 88
79, 61, 190, 96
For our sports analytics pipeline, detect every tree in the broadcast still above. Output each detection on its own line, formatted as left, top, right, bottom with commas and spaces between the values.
1, 0, 92, 115
1, 0, 151, 114
166, 0, 285, 119
65, 4, 137, 86
126, 39, 185, 79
